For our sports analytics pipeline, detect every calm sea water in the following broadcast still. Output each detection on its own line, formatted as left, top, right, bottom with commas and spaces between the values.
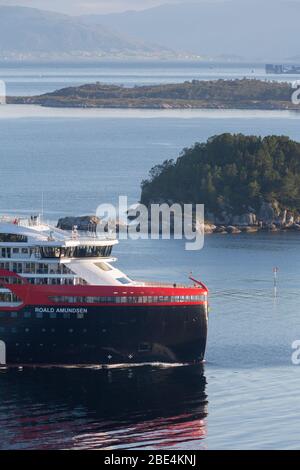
0, 63, 300, 450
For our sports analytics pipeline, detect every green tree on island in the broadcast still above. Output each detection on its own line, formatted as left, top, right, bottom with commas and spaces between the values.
140, 134, 300, 218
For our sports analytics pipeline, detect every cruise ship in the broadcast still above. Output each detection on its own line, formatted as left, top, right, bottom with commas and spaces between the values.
0, 215, 208, 366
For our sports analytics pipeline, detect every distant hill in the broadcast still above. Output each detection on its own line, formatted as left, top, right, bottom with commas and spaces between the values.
0, 6, 172, 59
82, 0, 300, 61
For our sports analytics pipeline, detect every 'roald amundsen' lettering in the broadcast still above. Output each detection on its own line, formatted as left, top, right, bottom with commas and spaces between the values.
35, 307, 87, 314
35, 307, 55, 314
55, 307, 88, 314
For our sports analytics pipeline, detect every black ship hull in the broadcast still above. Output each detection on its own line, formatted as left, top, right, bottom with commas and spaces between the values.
0, 304, 208, 366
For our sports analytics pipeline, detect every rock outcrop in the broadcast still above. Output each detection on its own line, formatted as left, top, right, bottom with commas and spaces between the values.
205, 199, 300, 233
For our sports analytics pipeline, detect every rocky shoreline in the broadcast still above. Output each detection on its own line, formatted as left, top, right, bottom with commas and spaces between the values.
57, 200, 300, 236
204, 201, 300, 234
204, 222, 300, 234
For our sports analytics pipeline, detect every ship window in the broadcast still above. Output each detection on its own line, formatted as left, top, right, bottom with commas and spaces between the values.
24, 263, 35, 274
13, 248, 19, 254
70, 245, 113, 258
36, 264, 48, 274
0, 292, 22, 303
63, 313, 71, 319
11, 328, 17, 333
0, 233, 28, 243
50, 313, 57, 319
117, 277, 131, 285
0, 262, 9, 270
24, 312, 31, 318
10, 312, 17, 318
40, 247, 62, 259
95, 262, 112, 271
36, 312, 43, 318
77, 313, 84, 319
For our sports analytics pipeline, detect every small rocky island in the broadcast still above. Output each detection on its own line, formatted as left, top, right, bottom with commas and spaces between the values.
140, 133, 300, 234
9, 79, 300, 111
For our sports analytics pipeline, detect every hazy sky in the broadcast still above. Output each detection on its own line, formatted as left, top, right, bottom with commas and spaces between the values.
0, 0, 191, 15
0, 0, 298, 15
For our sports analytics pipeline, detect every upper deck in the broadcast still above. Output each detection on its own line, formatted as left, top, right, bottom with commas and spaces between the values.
0, 215, 208, 292
0, 215, 118, 259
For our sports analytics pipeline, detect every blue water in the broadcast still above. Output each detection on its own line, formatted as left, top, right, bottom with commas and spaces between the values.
0, 108, 300, 217
0, 62, 300, 450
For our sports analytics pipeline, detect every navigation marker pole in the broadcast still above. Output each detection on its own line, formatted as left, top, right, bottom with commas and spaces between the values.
273, 266, 279, 297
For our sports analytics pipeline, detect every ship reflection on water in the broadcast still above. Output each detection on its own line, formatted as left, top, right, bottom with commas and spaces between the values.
0, 365, 208, 450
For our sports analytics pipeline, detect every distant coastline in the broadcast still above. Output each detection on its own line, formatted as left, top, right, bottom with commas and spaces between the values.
8, 79, 300, 111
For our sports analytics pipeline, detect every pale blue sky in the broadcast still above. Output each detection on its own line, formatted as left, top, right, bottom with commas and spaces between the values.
0, 0, 185, 14
1, 0, 298, 15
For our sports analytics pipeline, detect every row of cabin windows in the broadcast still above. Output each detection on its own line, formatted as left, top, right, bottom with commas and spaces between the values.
0, 276, 86, 287
0, 310, 198, 325
0, 311, 85, 320
0, 293, 21, 303
0, 245, 113, 260
50, 295, 207, 304
0, 276, 23, 285
1, 247, 31, 258
0, 326, 87, 333
0, 261, 75, 275
26, 277, 87, 286
0, 247, 47, 259
40, 245, 113, 259
0, 234, 28, 243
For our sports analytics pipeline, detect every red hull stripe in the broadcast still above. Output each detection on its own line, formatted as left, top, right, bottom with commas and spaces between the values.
0, 269, 208, 310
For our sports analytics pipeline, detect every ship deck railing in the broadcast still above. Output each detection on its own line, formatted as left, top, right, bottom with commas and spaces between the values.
137, 281, 194, 289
